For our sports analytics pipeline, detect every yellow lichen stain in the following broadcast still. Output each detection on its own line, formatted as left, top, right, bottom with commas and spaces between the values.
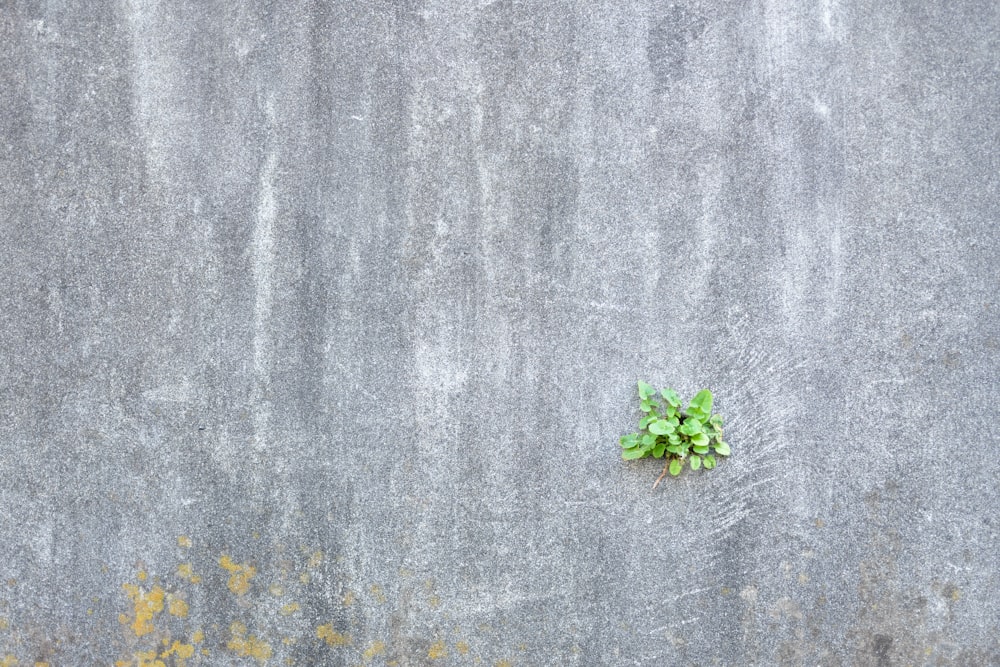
299, 572, 311, 585
177, 535, 192, 548
192, 629, 204, 643
176, 563, 202, 584
34, 663, 48, 667
219, 555, 256, 595
136, 569, 148, 582
160, 640, 195, 666
815, 518, 825, 528
316, 624, 352, 647
399, 567, 412, 577
269, 584, 285, 597
168, 594, 189, 618
307, 551, 324, 569
280, 602, 300, 616
227, 621, 273, 662
495, 661, 513, 667
0, 618, 7, 630
134, 651, 165, 667
455, 641, 470, 655
252, 531, 261, 540
428, 595, 441, 609
121, 583, 166, 637
427, 640, 447, 660
363, 641, 386, 659
342, 590, 356, 606
370, 584, 387, 604
0, 656, 16, 667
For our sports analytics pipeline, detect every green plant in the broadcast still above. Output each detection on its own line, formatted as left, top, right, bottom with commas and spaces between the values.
620, 381, 730, 488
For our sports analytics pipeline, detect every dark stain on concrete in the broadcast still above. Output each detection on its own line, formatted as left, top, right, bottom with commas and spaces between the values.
647, 4, 707, 88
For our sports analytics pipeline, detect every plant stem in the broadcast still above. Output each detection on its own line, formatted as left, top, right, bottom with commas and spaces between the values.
652, 460, 671, 490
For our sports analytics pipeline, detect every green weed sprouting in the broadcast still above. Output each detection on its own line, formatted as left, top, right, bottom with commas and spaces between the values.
620, 381, 730, 488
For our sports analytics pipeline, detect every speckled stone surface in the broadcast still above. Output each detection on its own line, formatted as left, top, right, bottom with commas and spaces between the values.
1, 1, 998, 665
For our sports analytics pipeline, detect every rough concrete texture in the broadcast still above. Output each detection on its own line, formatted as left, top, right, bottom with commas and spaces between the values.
1, 1, 998, 665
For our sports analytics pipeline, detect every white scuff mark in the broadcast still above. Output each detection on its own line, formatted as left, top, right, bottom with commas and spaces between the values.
252, 149, 277, 448
821, 0, 835, 35
813, 96, 831, 119
668, 586, 715, 603
142, 380, 193, 403
649, 616, 701, 635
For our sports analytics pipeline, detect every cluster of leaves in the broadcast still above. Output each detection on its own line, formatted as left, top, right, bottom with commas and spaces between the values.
620, 381, 730, 487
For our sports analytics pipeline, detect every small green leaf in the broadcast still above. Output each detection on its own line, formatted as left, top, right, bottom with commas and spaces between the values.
639, 415, 655, 429
669, 458, 682, 476
652, 442, 666, 458
668, 434, 681, 444
679, 419, 702, 436
688, 389, 713, 415
690, 455, 702, 470
703, 455, 716, 469
691, 432, 709, 447
660, 388, 681, 407
692, 444, 709, 455
620, 434, 639, 449
714, 441, 731, 456
622, 447, 647, 460
640, 400, 653, 413
638, 381, 655, 400
648, 419, 674, 435
666, 444, 683, 455
710, 414, 723, 428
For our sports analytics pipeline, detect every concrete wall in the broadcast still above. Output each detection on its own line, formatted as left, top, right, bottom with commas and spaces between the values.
1, 1, 998, 664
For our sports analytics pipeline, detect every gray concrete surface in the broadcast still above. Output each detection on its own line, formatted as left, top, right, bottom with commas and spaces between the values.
2, 1, 999, 665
